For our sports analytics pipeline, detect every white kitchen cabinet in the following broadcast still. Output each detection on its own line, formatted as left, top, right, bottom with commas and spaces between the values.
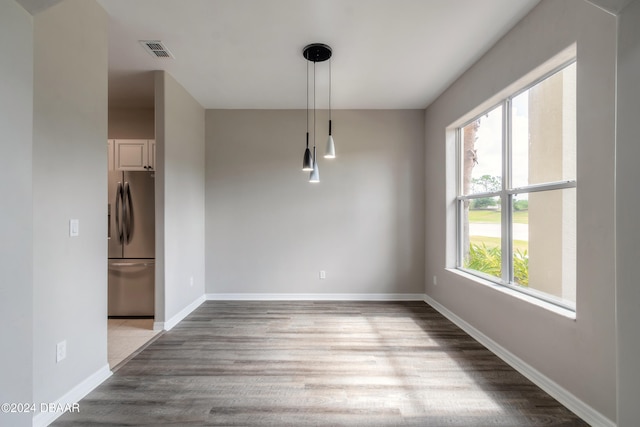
114, 139, 155, 171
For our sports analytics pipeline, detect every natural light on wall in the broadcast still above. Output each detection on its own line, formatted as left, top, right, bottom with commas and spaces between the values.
456, 62, 577, 310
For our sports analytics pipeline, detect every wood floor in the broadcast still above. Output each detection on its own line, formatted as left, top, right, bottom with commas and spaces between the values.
53, 301, 587, 426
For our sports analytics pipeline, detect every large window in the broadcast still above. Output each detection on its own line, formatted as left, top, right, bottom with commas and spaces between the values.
456, 62, 577, 310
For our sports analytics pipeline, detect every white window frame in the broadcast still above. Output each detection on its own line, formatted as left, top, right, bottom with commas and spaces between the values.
455, 60, 577, 311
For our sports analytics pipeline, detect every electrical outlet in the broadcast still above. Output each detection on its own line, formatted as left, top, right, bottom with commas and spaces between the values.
56, 340, 66, 363
319, 270, 326, 279
190, 276, 194, 287
433, 275, 437, 285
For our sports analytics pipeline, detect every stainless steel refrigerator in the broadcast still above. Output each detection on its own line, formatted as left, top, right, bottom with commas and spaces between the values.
108, 171, 155, 317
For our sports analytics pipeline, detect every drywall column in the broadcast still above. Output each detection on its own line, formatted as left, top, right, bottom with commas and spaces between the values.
154, 71, 206, 328
154, 74, 166, 326
32, 0, 109, 419
0, 2, 33, 426
616, 0, 640, 424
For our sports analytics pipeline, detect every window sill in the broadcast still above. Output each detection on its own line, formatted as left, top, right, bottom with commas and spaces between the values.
445, 268, 577, 320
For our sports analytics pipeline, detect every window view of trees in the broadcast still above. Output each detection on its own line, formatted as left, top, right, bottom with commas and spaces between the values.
457, 61, 577, 309
470, 175, 500, 209
460, 106, 504, 282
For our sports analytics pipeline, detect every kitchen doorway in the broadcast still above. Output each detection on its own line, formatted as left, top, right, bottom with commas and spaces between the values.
107, 105, 158, 370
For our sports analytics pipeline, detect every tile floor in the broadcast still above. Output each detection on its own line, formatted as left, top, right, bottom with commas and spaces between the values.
107, 318, 161, 369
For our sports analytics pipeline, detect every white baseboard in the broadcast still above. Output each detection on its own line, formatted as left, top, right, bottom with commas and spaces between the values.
424, 295, 615, 427
32, 364, 111, 427
206, 293, 426, 301
154, 294, 206, 331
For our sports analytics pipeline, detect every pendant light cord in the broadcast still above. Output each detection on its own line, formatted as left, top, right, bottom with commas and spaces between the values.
313, 61, 316, 151
306, 60, 309, 149
329, 59, 332, 123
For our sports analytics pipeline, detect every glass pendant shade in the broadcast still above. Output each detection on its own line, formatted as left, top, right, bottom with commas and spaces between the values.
325, 118, 335, 159
309, 161, 320, 182
325, 135, 335, 158
302, 132, 313, 171
309, 147, 320, 183
302, 147, 313, 171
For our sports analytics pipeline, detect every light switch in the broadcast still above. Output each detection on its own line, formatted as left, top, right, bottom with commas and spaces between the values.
69, 219, 79, 237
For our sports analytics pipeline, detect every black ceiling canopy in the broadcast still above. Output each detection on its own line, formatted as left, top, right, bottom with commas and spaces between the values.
303, 43, 332, 62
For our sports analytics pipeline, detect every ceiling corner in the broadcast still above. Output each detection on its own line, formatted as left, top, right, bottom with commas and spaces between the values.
15, 0, 64, 15
585, 0, 636, 15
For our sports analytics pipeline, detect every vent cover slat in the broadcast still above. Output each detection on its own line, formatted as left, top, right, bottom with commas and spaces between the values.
139, 40, 174, 59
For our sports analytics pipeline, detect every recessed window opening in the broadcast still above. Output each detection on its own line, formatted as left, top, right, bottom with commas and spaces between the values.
455, 61, 577, 311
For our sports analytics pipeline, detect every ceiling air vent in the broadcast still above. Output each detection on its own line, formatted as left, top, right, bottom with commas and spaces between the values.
140, 40, 174, 59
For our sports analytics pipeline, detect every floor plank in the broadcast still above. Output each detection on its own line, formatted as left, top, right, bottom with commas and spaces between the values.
53, 301, 587, 426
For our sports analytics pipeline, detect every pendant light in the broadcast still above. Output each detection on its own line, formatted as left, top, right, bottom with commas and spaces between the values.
302, 43, 333, 183
302, 61, 313, 171
325, 58, 336, 159
309, 147, 320, 182
309, 61, 320, 183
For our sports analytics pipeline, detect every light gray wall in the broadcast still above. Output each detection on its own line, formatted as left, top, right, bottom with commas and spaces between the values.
424, 0, 616, 421
155, 71, 205, 322
154, 73, 166, 323
108, 108, 155, 139
205, 109, 425, 295
32, 0, 108, 406
616, 0, 640, 424
0, 2, 33, 426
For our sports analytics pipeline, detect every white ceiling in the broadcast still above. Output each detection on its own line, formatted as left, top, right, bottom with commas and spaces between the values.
16, 0, 63, 14
96, 0, 540, 109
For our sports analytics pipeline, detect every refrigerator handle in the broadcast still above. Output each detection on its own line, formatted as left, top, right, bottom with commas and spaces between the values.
110, 261, 155, 267
115, 182, 124, 244
124, 181, 133, 244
